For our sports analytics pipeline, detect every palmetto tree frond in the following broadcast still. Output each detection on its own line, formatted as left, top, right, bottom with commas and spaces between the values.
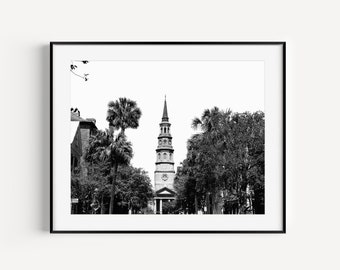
85, 130, 111, 163
106, 97, 142, 133
103, 133, 133, 166
192, 117, 202, 129
193, 106, 223, 134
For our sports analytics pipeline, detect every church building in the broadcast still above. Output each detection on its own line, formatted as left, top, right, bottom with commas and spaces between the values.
153, 97, 176, 214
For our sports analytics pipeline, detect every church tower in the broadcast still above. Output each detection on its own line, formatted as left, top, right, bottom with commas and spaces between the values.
153, 97, 176, 214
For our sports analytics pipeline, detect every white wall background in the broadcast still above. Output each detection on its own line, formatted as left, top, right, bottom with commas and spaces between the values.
0, 0, 339, 269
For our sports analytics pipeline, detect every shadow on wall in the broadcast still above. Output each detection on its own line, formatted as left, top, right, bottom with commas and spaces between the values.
39, 45, 50, 231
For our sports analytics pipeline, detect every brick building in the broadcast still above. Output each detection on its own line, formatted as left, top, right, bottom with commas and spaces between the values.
70, 108, 97, 177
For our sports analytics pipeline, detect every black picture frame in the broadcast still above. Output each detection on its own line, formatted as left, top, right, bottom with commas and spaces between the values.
50, 41, 286, 234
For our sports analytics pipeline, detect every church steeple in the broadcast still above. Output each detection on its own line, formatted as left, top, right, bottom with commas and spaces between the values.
154, 97, 175, 210
153, 97, 176, 214
162, 96, 169, 122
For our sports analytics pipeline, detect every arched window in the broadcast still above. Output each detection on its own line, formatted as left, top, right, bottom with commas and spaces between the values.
158, 153, 161, 160
163, 153, 167, 160
170, 153, 172, 160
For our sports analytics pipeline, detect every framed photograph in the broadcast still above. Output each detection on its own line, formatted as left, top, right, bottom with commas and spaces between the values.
51, 42, 286, 233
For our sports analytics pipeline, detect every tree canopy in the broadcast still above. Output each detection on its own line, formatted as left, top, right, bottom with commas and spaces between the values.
174, 108, 265, 214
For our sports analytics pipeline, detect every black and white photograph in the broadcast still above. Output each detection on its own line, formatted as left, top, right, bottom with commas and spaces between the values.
51, 42, 285, 232
70, 59, 265, 216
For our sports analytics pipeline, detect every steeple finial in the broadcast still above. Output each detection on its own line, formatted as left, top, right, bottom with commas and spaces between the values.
162, 96, 169, 122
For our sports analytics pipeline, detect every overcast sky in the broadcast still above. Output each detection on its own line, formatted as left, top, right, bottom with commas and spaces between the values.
71, 60, 264, 183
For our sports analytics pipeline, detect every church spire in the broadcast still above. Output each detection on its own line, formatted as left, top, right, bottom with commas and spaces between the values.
162, 95, 169, 122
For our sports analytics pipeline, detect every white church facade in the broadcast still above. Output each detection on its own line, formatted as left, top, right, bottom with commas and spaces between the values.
153, 97, 176, 214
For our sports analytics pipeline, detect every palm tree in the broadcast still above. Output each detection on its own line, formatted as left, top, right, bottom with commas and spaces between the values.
105, 133, 133, 214
105, 97, 142, 214
107, 97, 142, 135
193, 106, 226, 129
85, 129, 133, 214
85, 130, 111, 164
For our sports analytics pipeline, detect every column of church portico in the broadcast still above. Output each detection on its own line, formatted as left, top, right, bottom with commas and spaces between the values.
160, 199, 163, 215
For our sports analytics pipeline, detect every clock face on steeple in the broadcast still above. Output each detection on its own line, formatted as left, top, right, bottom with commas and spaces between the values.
162, 174, 168, 181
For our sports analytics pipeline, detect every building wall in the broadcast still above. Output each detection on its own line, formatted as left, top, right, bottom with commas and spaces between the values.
71, 120, 97, 177
154, 171, 175, 191
156, 151, 174, 162
79, 127, 90, 177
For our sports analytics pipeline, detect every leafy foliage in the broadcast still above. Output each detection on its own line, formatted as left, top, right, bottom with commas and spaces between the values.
115, 166, 153, 214
175, 108, 265, 214
71, 163, 153, 214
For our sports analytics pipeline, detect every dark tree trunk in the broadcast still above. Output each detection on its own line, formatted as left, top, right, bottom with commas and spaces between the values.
253, 187, 265, 214
109, 163, 119, 214
206, 193, 211, 214
194, 194, 198, 214
100, 195, 105, 214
